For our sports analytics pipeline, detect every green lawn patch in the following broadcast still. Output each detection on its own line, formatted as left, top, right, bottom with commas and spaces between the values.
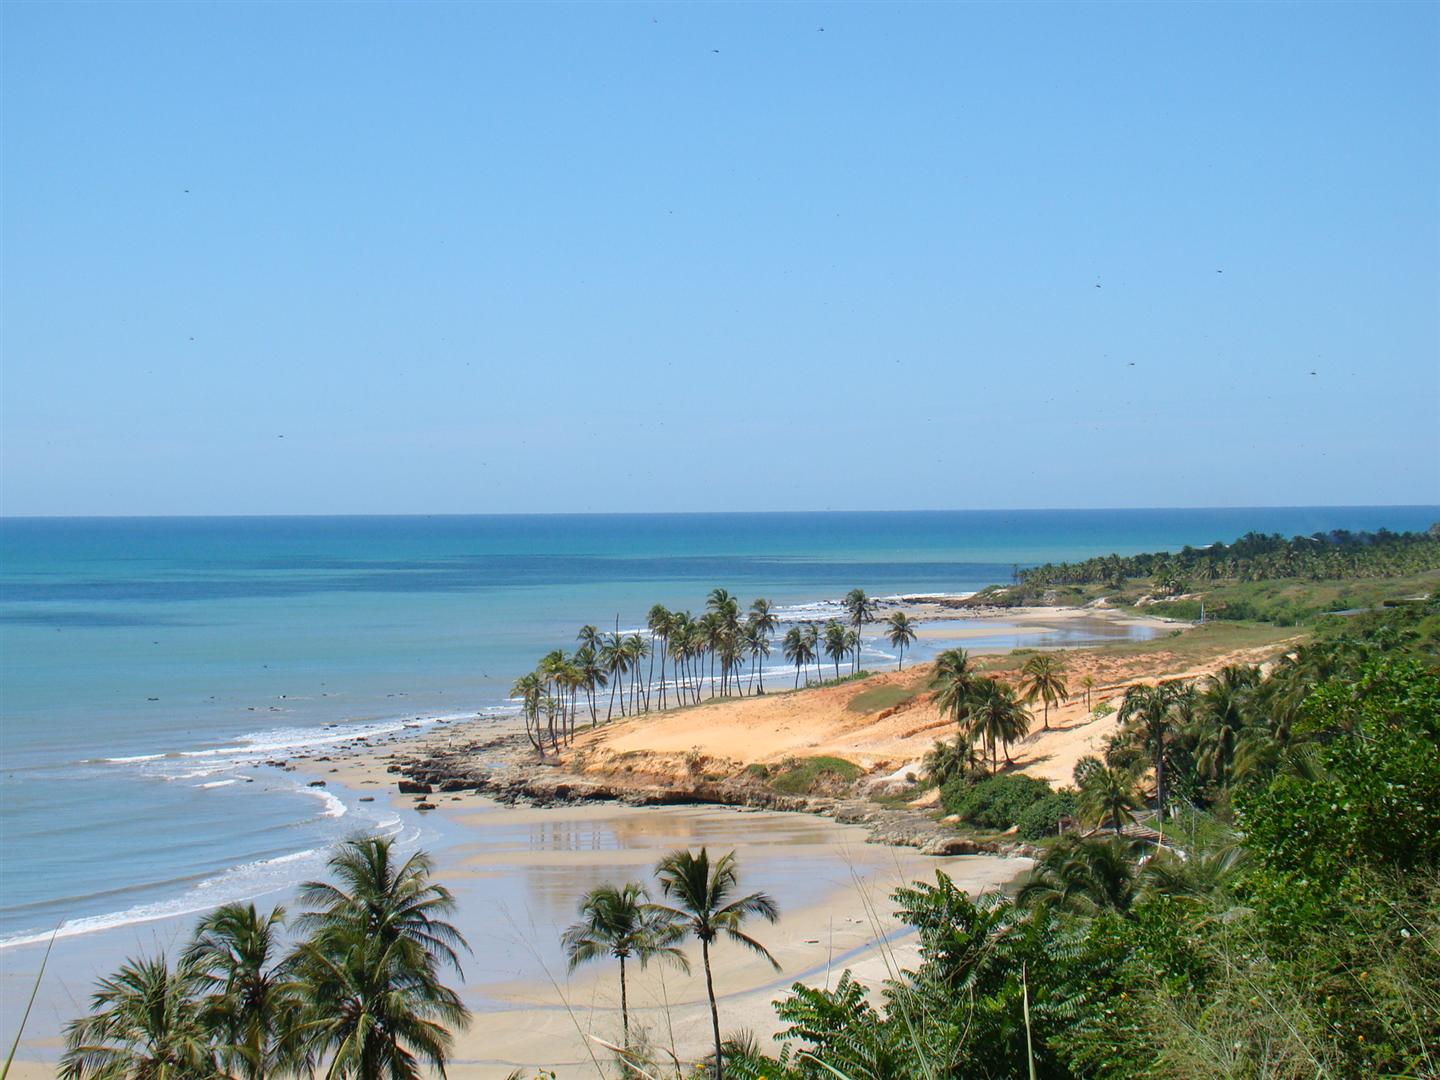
847, 683, 921, 714
767, 755, 864, 795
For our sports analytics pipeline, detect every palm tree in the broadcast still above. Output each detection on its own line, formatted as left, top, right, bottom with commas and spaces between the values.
843, 589, 875, 674
748, 599, 777, 695
60, 954, 219, 1080
885, 612, 917, 671
623, 634, 649, 714
964, 680, 1031, 772
1016, 836, 1141, 916
183, 903, 295, 1080
783, 627, 805, 689
511, 672, 544, 754
801, 623, 821, 686
1119, 682, 1184, 820
575, 646, 607, 728
289, 837, 469, 1079
743, 618, 771, 696
294, 836, 468, 982
1194, 664, 1259, 791
1079, 674, 1096, 712
844, 628, 861, 675
930, 649, 984, 731
561, 882, 688, 1054
822, 620, 848, 680
1019, 654, 1070, 731
647, 605, 672, 710
653, 849, 779, 1080
601, 633, 627, 721
1074, 756, 1143, 834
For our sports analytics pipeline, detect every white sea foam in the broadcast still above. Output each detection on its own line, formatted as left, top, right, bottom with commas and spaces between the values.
197, 778, 238, 789
0, 847, 326, 951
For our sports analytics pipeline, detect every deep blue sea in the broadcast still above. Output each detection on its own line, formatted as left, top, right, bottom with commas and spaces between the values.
2, 507, 1437, 949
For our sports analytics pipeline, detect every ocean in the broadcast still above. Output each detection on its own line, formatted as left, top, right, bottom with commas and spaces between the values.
2, 507, 1437, 951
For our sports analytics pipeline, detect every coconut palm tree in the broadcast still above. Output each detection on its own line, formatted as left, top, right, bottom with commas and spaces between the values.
601, 633, 627, 721
60, 954, 219, 1080
511, 672, 544, 754
294, 836, 468, 980
575, 646, 607, 728
623, 634, 649, 713
561, 882, 688, 1054
885, 612, 917, 671
1019, 654, 1070, 731
1079, 674, 1096, 712
930, 649, 984, 731
647, 605, 672, 710
1074, 756, 1143, 834
844, 628, 861, 674
652, 849, 779, 1080
1118, 682, 1185, 820
822, 620, 848, 680
289, 837, 469, 1079
964, 680, 1031, 772
1194, 664, 1259, 791
183, 903, 296, 1080
1016, 836, 1142, 916
782, 627, 805, 689
801, 623, 821, 686
743, 618, 771, 695
843, 589, 875, 674
747, 598, 778, 692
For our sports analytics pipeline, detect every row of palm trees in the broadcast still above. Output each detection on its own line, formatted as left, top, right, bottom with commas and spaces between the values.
58, 837, 469, 1080
562, 848, 777, 1080
510, 589, 921, 754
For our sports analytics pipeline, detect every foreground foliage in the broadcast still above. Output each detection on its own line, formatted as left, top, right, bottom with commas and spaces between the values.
59, 837, 471, 1080
729, 595, 1440, 1080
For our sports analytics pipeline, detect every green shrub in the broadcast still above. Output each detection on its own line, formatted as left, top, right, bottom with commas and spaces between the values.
1016, 790, 1077, 839
941, 773, 1055, 830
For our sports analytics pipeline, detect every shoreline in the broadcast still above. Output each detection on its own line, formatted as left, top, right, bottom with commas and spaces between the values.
1, 602, 1203, 1076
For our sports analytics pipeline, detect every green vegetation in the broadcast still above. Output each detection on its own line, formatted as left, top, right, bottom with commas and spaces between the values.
765, 755, 864, 795
723, 594, 1440, 1080
846, 682, 920, 714
971, 526, 1440, 629
58, 836, 470, 1080
1020, 525, 1440, 590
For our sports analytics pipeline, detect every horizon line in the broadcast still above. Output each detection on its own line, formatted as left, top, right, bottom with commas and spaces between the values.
2, 503, 1438, 523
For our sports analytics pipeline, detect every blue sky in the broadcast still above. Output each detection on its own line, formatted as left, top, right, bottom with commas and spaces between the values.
2, 2, 1436, 515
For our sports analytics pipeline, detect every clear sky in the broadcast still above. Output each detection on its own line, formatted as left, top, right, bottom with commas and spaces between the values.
2, 1, 1437, 516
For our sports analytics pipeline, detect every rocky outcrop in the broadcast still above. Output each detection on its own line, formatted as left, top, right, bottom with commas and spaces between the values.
382, 731, 1036, 862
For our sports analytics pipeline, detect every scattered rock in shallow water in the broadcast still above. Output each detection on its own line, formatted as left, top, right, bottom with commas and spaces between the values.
398, 780, 432, 794
308, 780, 326, 788
358, 796, 374, 802
416, 802, 436, 810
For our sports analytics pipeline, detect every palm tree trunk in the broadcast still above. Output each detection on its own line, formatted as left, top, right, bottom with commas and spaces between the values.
607, 675, 617, 723
758, 652, 765, 694
702, 938, 724, 1080
619, 954, 629, 1052
794, 663, 800, 689
646, 642, 656, 712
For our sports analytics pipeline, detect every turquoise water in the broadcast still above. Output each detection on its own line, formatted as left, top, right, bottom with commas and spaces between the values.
2, 507, 1437, 947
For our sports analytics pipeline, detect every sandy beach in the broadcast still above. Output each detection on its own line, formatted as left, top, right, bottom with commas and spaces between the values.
3, 602, 1296, 1078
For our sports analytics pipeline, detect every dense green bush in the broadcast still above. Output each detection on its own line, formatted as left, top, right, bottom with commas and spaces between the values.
1015, 790, 1077, 839
940, 772, 1055, 830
